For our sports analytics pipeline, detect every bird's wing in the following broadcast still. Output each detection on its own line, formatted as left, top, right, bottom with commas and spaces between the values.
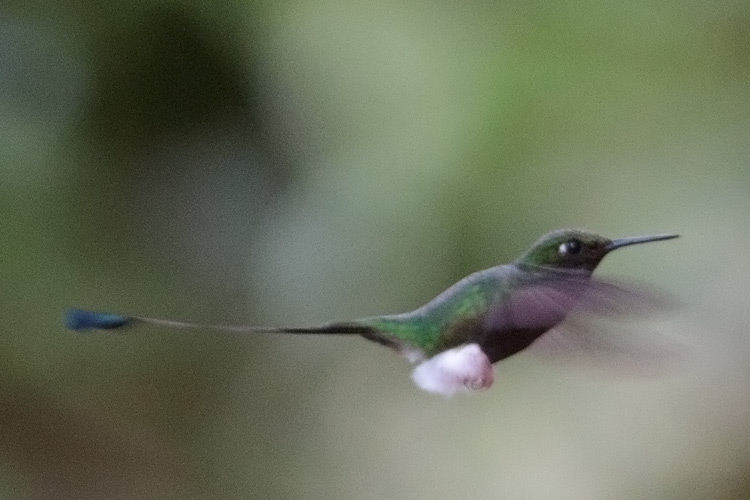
485, 274, 676, 332
529, 317, 689, 376
484, 274, 685, 373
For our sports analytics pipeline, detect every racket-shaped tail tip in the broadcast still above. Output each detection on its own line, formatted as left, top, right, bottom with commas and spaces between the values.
65, 308, 132, 331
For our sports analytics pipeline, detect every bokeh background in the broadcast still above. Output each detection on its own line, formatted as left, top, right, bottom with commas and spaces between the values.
2, 1, 749, 499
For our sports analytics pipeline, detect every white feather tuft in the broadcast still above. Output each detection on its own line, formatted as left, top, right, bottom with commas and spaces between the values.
411, 344, 494, 396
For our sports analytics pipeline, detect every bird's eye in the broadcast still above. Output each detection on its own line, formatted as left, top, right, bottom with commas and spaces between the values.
558, 240, 582, 255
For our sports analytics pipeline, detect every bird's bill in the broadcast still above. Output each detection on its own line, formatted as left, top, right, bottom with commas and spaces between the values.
606, 233, 679, 252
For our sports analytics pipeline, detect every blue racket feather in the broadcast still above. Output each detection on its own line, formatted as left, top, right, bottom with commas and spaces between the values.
65, 308, 132, 331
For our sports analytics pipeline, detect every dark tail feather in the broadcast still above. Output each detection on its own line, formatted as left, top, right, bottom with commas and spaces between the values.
66, 308, 133, 331
64, 308, 373, 335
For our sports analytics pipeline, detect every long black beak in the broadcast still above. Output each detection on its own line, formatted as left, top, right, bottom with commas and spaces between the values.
606, 233, 679, 252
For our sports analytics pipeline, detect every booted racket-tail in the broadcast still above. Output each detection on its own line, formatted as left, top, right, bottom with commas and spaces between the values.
66, 229, 679, 396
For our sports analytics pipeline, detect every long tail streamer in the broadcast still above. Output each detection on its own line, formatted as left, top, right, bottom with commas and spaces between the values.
64, 308, 370, 335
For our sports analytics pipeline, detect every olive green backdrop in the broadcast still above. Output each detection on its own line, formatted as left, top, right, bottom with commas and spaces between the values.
1, 1, 749, 499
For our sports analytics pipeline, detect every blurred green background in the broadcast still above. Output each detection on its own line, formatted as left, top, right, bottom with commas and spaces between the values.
2, 1, 749, 499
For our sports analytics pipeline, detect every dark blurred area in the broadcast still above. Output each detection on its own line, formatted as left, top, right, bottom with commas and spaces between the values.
1, 1, 749, 499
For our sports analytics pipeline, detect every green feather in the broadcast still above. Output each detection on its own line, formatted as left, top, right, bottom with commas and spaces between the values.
358, 273, 501, 356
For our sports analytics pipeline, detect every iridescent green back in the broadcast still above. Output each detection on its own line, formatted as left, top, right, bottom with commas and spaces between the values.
357, 269, 506, 357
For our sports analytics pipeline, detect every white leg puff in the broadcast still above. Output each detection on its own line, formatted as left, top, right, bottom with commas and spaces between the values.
411, 344, 494, 396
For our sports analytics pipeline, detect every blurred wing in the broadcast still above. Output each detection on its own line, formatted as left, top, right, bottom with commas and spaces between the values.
486, 275, 677, 332
529, 318, 690, 376
495, 275, 686, 374
570, 278, 678, 317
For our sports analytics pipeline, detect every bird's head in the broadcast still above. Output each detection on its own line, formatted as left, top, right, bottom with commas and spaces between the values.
515, 229, 678, 274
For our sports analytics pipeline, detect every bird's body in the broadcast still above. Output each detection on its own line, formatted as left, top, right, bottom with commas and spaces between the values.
356, 264, 560, 362
66, 229, 679, 396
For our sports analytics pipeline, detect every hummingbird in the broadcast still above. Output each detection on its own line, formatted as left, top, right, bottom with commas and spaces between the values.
66, 229, 679, 396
